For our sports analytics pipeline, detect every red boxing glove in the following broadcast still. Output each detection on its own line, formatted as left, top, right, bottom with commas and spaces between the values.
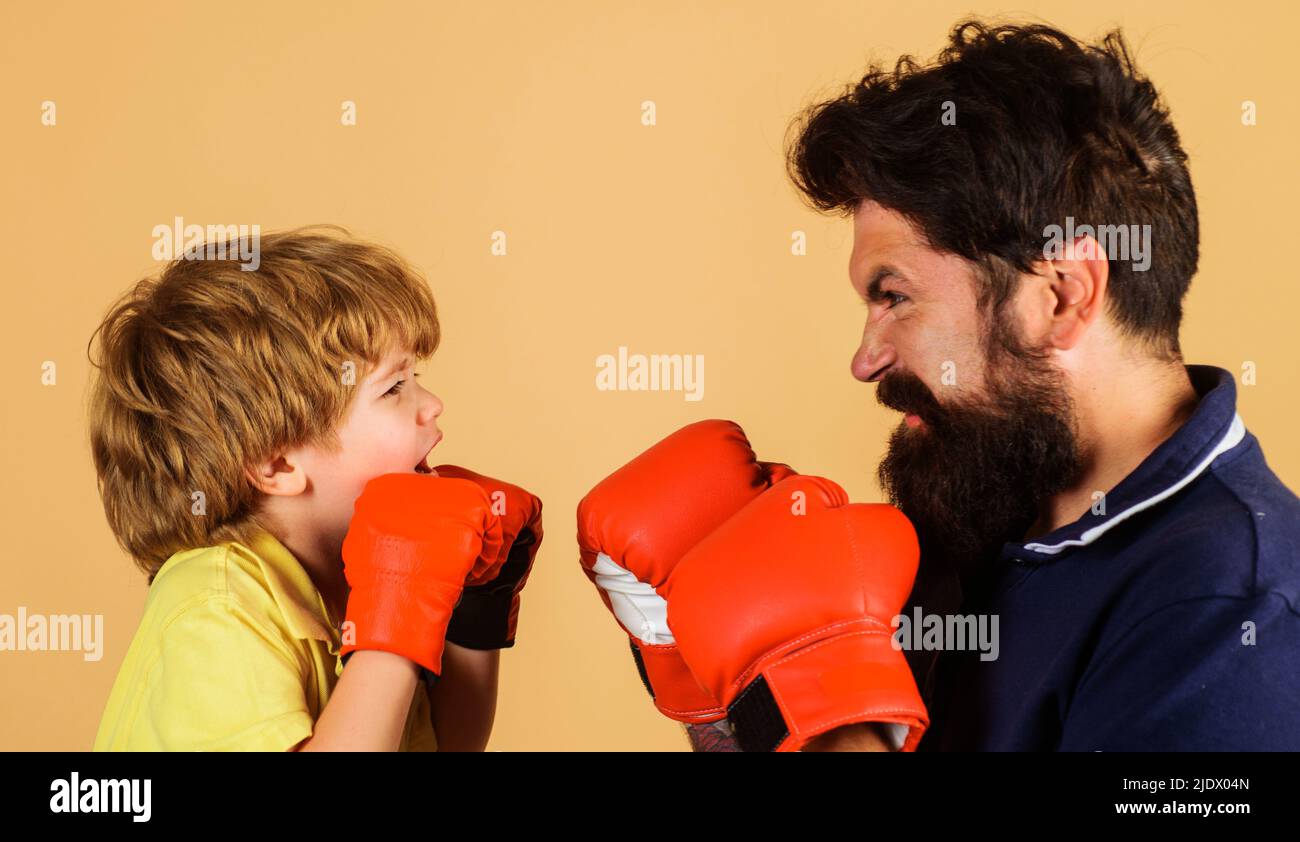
576, 419, 794, 722
667, 474, 928, 751
434, 464, 543, 650
340, 473, 504, 683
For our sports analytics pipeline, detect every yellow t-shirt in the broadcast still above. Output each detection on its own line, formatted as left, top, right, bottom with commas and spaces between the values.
93, 529, 437, 751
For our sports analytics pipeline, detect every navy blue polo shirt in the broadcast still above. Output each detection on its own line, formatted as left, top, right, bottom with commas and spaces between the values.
917, 365, 1300, 751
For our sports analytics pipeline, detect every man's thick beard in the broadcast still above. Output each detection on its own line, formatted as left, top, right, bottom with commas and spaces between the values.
876, 313, 1084, 589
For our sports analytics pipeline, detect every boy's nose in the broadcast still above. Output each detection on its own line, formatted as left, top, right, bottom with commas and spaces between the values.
421, 389, 444, 421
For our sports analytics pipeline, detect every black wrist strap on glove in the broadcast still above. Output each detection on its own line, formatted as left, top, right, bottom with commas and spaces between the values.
628, 638, 655, 698
444, 527, 536, 650
724, 675, 787, 752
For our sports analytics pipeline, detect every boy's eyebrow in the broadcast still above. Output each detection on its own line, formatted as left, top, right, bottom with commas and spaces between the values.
369, 356, 412, 384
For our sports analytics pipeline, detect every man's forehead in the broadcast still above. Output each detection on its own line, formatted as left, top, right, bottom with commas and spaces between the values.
847, 206, 920, 285
849, 202, 976, 296
850, 203, 921, 280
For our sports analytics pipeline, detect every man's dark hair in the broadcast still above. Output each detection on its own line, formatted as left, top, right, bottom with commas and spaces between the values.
788, 20, 1199, 358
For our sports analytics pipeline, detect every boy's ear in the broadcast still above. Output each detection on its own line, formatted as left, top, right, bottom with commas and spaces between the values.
244, 453, 308, 496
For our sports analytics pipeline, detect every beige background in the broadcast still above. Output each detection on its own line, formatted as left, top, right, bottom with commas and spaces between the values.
1, 0, 1295, 750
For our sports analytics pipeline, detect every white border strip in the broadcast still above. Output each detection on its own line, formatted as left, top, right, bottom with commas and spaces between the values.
1022, 413, 1247, 556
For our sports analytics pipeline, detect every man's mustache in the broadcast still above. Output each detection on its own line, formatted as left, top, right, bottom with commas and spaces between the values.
876, 372, 946, 423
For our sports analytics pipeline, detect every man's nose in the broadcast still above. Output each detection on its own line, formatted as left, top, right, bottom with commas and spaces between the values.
850, 324, 896, 383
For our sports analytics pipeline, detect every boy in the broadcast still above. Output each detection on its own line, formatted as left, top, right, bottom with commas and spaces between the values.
89, 226, 542, 751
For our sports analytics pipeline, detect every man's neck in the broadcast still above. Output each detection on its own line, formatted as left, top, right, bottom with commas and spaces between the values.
1026, 361, 1199, 541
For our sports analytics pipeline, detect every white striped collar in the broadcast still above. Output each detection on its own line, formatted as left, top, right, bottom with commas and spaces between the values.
1021, 413, 1247, 556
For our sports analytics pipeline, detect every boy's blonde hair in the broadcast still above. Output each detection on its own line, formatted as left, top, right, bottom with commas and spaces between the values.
88, 225, 440, 582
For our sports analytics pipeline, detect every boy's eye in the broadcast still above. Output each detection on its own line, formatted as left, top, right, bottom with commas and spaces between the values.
381, 372, 420, 398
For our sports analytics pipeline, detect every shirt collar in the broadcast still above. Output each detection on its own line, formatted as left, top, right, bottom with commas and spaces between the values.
1003, 364, 1248, 562
237, 530, 343, 654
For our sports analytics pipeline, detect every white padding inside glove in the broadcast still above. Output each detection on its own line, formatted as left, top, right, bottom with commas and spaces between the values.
592, 552, 673, 645
880, 723, 908, 751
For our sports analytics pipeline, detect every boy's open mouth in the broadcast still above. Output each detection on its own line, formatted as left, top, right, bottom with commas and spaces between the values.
413, 432, 442, 474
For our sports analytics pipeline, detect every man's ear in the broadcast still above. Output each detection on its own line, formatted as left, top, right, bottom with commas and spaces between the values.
244, 452, 309, 497
1029, 234, 1110, 351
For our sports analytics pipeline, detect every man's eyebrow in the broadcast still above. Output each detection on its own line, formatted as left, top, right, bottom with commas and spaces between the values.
863, 265, 909, 300
369, 356, 412, 384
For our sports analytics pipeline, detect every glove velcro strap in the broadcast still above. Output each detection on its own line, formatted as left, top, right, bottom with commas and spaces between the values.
726, 674, 787, 752
631, 639, 727, 723
726, 626, 929, 752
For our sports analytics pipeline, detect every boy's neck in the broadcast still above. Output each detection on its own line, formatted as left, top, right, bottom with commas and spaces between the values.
264, 514, 351, 625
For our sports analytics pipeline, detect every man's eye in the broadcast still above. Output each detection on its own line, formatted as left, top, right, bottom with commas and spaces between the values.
864, 292, 908, 310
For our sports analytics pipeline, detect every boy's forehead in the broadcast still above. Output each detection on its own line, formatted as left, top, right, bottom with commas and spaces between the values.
367, 348, 414, 382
